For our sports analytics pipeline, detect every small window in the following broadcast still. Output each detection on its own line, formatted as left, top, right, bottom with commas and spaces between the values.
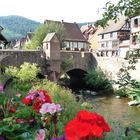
134, 18, 138, 28
110, 33, 113, 38
46, 44, 48, 49
101, 44, 104, 47
101, 34, 104, 39
132, 35, 136, 45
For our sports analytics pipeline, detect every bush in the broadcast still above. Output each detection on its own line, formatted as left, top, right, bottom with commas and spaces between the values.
5, 62, 40, 82
32, 79, 87, 135
84, 67, 113, 92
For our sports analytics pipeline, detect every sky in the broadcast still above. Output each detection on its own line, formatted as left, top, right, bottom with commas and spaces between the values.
0, 0, 118, 23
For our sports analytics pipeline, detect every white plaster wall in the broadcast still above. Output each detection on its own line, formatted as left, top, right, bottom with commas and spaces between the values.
96, 56, 140, 81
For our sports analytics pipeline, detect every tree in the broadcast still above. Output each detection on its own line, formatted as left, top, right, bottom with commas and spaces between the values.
98, 0, 140, 27
25, 22, 64, 50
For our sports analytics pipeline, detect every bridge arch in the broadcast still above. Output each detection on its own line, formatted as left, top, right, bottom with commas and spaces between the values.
58, 68, 88, 90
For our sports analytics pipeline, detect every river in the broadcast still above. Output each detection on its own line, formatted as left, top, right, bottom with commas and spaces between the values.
84, 94, 140, 139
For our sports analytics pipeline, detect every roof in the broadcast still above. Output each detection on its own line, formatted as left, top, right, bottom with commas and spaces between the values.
26, 32, 33, 40
99, 16, 128, 34
0, 26, 3, 32
43, 32, 56, 42
44, 20, 87, 42
0, 33, 8, 43
80, 24, 97, 40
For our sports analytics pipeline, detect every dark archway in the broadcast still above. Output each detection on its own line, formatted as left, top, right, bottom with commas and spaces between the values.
66, 69, 87, 90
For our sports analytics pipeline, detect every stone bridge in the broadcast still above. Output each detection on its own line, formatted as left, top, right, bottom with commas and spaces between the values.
0, 50, 97, 82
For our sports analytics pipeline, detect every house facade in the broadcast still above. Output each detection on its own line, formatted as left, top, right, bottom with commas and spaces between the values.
81, 24, 103, 51
130, 15, 140, 50
44, 20, 88, 51
13, 31, 33, 49
98, 16, 130, 57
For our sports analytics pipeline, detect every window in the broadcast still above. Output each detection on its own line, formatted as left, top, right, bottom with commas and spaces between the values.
110, 33, 113, 38
112, 41, 118, 47
46, 44, 48, 49
101, 34, 104, 39
101, 44, 104, 47
132, 35, 136, 45
134, 18, 138, 28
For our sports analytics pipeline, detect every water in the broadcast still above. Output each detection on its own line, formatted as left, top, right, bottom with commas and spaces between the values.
88, 95, 140, 126
85, 95, 140, 139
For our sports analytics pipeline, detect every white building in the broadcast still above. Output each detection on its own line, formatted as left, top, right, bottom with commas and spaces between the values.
130, 15, 140, 50
98, 16, 130, 57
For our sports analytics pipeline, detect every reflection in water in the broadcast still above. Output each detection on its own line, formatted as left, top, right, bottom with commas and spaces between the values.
88, 95, 140, 126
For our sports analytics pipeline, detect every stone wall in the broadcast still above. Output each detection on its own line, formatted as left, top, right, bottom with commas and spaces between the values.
96, 56, 140, 81
60, 51, 97, 73
0, 50, 97, 78
0, 50, 48, 75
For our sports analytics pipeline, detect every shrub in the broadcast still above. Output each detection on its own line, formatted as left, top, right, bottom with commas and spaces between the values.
5, 62, 40, 82
32, 79, 88, 135
84, 67, 112, 92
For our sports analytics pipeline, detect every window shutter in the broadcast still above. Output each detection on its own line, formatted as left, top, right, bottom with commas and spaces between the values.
130, 35, 132, 44
138, 18, 140, 26
131, 19, 134, 28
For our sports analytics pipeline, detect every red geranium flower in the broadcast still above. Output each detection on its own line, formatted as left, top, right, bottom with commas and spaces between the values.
64, 110, 110, 140
33, 97, 44, 113
10, 107, 16, 113
16, 119, 24, 123
22, 89, 52, 114
22, 97, 31, 105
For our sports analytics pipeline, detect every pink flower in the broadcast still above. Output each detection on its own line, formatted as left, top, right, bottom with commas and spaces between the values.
35, 129, 45, 140
48, 103, 57, 115
56, 104, 62, 112
38, 91, 46, 101
40, 103, 62, 115
40, 103, 51, 115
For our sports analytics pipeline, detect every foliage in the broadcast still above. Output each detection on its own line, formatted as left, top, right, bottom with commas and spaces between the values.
100, 120, 140, 140
84, 67, 112, 92
0, 15, 40, 41
25, 22, 64, 50
5, 66, 19, 77
32, 79, 89, 135
5, 62, 40, 82
115, 51, 138, 97
127, 84, 140, 104
97, 0, 140, 27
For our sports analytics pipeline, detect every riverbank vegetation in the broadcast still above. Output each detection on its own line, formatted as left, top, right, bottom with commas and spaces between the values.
0, 62, 140, 139
114, 51, 140, 105
0, 63, 112, 139
84, 67, 113, 93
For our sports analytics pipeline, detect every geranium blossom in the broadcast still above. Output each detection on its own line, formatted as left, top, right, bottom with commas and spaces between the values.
40, 103, 62, 115
64, 110, 110, 140
22, 89, 52, 113
35, 129, 45, 140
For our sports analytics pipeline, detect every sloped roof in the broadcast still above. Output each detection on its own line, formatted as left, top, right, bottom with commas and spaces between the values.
44, 20, 87, 42
99, 16, 128, 34
0, 33, 8, 43
43, 32, 56, 42
0, 26, 3, 32
26, 32, 33, 40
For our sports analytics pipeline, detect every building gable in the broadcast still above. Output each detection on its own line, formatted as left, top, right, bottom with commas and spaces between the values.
44, 20, 87, 42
